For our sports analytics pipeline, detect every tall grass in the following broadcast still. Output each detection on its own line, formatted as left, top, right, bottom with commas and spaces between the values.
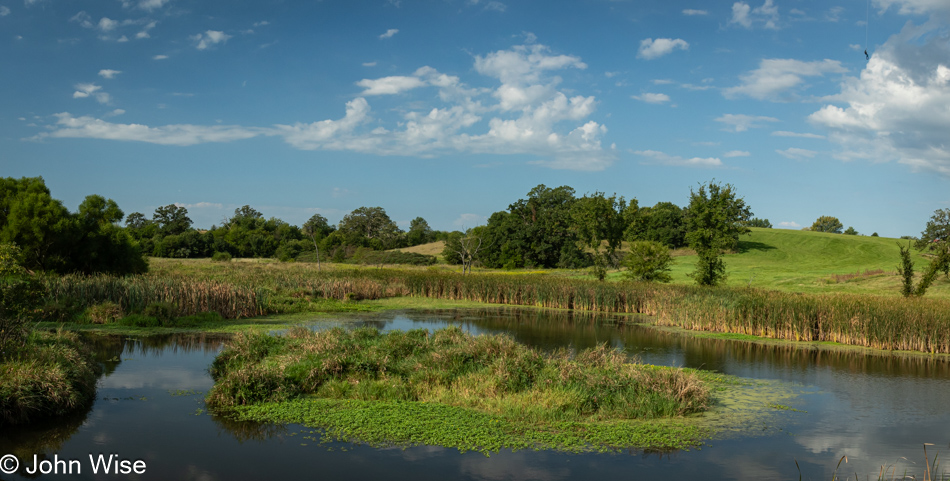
44, 268, 950, 354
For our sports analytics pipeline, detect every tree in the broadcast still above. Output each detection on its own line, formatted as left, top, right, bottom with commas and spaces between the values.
571, 192, 626, 279
916, 208, 950, 252
0, 177, 74, 271
625, 201, 688, 249
302, 213, 333, 269
684, 180, 752, 286
896, 241, 950, 297
407, 217, 434, 247
338, 207, 402, 250
811, 216, 843, 234
443, 228, 487, 274
153, 204, 192, 236
844, 226, 858, 235
744, 218, 773, 228
622, 241, 673, 283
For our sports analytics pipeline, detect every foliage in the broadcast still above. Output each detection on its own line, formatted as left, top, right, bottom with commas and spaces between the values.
338, 206, 403, 250
0, 330, 100, 425
626, 202, 688, 248
357, 250, 438, 267
1, 245, 46, 356
811, 216, 844, 234
622, 241, 673, 283
212, 251, 232, 262
843, 226, 858, 235
143, 302, 178, 326
684, 180, 751, 286
743, 218, 772, 228
85, 301, 124, 324
916, 208, 950, 252
442, 229, 489, 273
153, 204, 193, 236
406, 217, 435, 246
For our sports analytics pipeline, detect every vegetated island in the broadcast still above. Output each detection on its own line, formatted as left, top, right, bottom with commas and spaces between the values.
205, 326, 725, 453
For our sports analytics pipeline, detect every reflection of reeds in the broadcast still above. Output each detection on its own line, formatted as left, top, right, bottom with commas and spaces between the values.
47, 270, 950, 354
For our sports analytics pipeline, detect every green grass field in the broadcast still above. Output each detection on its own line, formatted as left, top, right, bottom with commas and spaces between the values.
654, 228, 948, 298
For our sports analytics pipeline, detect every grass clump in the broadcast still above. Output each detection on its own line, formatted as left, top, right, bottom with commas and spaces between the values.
0, 330, 101, 426
207, 326, 710, 452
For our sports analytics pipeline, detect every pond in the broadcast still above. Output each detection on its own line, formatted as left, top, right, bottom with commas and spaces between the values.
2, 308, 949, 480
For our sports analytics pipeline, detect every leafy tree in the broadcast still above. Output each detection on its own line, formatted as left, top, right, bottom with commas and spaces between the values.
811, 216, 843, 234
916, 208, 950, 252
622, 241, 673, 283
338, 206, 402, 250
443, 228, 487, 274
0, 177, 74, 271
871, 232, 879, 237
407, 217, 435, 247
153, 204, 193, 236
625, 201, 688, 248
897, 241, 950, 297
843, 226, 858, 235
0, 243, 46, 357
744, 218, 772, 228
302, 213, 333, 268
684, 180, 752, 286
571, 192, 626, 278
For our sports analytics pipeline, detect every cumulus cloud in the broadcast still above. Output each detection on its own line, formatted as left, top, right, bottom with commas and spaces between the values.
808, 18, 950, 176
776, 147, 818, 159
192, 30, 231, 50
120, 0, 171, 11
777, 221, 801, 229
875, 0, 950, 15
724, 58, 847, 100
153, 54, 168, 60
0, 6, 10, 16
36, 42, 613, 171
731, 0, 779, 29
379, 28, 398, 39
683, 9, 708, 15
637, 38, 689, 60
98, 69, 122, 79
634, 150, 723, 167
72, 83, 111, 104
633, 93, 670, 104
715, 114, 780, 132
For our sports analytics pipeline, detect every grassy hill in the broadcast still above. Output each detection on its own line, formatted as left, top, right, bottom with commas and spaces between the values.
660, 228, 948, 298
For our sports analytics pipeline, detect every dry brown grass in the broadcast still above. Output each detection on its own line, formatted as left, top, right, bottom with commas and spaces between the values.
392, 241, 446, 257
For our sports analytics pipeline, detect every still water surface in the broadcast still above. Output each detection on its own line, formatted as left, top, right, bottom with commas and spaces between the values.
2, 308, 949, 480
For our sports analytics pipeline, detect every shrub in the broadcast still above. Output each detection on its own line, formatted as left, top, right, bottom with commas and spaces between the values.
143, 302, 177, 326
622, 241, 674, 283
211, 251, 232, 262
85, 302, 124, 324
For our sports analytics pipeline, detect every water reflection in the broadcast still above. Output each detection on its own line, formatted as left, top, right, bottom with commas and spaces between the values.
2, 309, 950, 480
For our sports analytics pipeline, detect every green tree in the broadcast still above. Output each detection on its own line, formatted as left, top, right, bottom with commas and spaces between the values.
625, 201, 688, 248
684, 180, 752, 286
744, 218, 773, 228
571, 192, 626, 279
338, 207, 402, 250
153, 204, 193, 236
811, 216, 843, 234
0, 177, 74, 271
0, 243, 46, 356
843, 226, 858, 235
916, 208, 950, 252
622, 241, 673, 283
442, 228, 487, 274
407, 217, 434, 247
302, 213, 333, 269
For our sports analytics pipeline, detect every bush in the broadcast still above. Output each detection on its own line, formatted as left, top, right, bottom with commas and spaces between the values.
143, 302, 177, 326
211, 251, 232, 262
85, 302, 124, 324
622, 241, 673, 283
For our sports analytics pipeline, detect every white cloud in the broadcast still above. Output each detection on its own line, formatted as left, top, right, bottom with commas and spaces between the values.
875, 0, 950, 15
362, 61, 377, 67
633, 92, 670, 104
731, 0, 779, 29
483, 1, 506, 12
123, 0, 171, 11
105, 109, 125, 117
777, 221, 801, 229
174, 202, 223, 209
683, 9, 708, 15
98, 17, 118, 32
724, 59, 847, 100
776, 147, 818, 159
192, 30, 231, 50
715, 114, 780, 132
32, 113, 264, 145
356, 76, 426, 96
772, 130, 825, 139
723, 150, 751, 157
634, 149, 723, 167
379, 28, 398, 39
808, 19, 950, 176
136, 21, 156, 39
153, 54, 168, 60
72, 83, 111, 104
0, 6, 10, 16
98, 69, 122, 79
37, 42, 612, 171
637, 38, 689, 60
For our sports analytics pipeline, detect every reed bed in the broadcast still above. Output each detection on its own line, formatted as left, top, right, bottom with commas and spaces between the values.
44, 269, 950, 354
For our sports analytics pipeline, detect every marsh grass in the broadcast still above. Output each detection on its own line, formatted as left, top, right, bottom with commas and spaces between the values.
0, 330, 100, 425
207, 326, 710, 451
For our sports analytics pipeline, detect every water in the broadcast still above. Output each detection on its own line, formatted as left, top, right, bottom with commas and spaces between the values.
2, 308, 949, 480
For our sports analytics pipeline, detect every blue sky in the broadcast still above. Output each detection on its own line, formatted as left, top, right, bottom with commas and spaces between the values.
3, 0, 948, 237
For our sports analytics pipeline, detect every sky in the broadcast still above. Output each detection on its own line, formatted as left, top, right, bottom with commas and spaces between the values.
2, 0, 949, 237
